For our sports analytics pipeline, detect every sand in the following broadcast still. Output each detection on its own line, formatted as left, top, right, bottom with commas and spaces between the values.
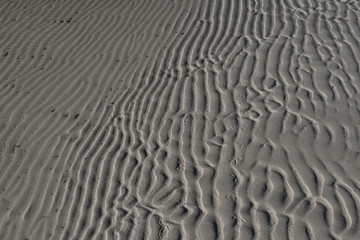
1, 0, 360, 239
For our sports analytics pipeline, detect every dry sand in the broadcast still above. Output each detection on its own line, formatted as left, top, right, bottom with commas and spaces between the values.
1, 0, 360, 239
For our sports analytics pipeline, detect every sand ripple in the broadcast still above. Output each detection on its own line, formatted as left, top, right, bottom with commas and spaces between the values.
1, 0, 360, 239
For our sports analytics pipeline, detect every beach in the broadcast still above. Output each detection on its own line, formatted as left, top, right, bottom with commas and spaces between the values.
1, 0, 360, 239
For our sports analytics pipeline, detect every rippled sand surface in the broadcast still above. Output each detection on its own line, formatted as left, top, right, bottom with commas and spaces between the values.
1, 0, 360, 239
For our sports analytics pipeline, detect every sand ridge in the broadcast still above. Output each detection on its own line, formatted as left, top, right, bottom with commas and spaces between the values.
1, 0, 360, 239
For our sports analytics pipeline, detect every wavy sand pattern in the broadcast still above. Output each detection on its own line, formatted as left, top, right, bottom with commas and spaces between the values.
1, 0, 360, 239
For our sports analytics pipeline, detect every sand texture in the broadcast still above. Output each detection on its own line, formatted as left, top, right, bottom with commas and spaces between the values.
1, 0, 360, 239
